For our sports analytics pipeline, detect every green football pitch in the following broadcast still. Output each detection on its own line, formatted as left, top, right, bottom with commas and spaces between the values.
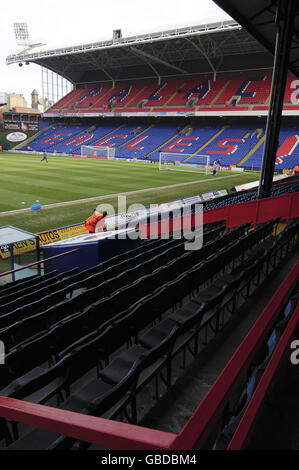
0, 152, 260, 233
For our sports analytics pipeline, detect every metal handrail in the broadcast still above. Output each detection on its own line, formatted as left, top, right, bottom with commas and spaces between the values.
0, 248, 80, 279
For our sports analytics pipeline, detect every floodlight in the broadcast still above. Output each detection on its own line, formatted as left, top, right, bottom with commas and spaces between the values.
14, 22, 29, 45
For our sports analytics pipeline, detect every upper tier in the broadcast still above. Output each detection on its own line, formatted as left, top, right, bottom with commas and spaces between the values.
45, 71, 299, 117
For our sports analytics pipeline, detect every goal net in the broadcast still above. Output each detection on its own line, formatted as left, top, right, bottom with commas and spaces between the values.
81, 145, 115, 160
159, 152, 211, 175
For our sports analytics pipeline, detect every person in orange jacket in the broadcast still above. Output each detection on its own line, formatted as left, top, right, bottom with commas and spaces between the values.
84, 209, 107, 233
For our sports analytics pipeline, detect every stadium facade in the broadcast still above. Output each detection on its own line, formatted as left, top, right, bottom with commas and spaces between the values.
1, 9, 299, 452
5, 20, 299, 174
5, 19, 298, 118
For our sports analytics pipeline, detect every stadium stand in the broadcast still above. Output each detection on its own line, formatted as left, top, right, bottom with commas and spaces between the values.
284, 72, 299, 104
1, 213, 299, 449
191, 124, 264, 167
215, 72, 272, 106
2, 15, 299, 452
202, 177, 299, 211
243, 126, 299, 170
44, 71, 299, 116
228, 282, 299, 450
50, 87, 88, 110
23, 120, 298, 171
21, 124, 89, 153
118, 124, 182, 161
75, 85, 112, 109
167, 76, 228, 107
169, 254, 299, 450
0, 203, 298, 449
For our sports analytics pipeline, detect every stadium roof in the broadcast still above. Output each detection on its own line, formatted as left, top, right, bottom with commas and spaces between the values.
213, 0, 299, 79
6, 20, 274, 84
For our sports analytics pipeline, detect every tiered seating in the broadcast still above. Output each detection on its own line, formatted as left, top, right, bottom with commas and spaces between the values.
25, 123, 126, 155
0, 272, 50, 296
1, 217, 298, 449
106, 81, 148, 108
188, 125, 264, 166
153, 124, 223, 162
149, 124, 298, 170
215, 72, 272, 106
75, 84, 113, 109
23, 122, 154, 156
166, 76, 228, 107
51, 87, 88, 110
121, 124, 223, 162
23, 119, 299, 170
92, 82, 149, 109
0, 224, 227, 397
117, 124, 178, 160
44, 70, 299, 116
243, 126, 299, 170
122, 79, 186, 109
0, 224, 225, 351
184, 247, 299, 450
202, 178, 299, 212
228, 281, 299, 449
20, 124, 89, 153
284, 72, 299, 104
58, 123, 148, 155
88, 123, 150, 153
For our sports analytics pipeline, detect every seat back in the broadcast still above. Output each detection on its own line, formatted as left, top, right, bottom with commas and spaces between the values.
87, 356, 144, 416
0, 330, 53, 389
140, 326, 179, 367
3, 352, 73, 400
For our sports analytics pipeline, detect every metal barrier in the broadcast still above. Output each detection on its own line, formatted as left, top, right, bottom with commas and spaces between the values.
0, 244, 297, 449
227, 297, 299, 449
0, 248, 80, 280
172, 260, 299, 450
0, 203, 298, 450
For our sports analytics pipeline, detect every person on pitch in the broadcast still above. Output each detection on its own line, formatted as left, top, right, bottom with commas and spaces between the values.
84, 209, 108, 233
41, 152, 48, 163
213, 161, 217, 176
215, 160, 221, 176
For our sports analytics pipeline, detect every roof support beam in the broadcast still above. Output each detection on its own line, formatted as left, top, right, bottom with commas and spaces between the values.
258, 0, 296, 199
187, 38, 217, 81
85, 53, 116, 87
99, 69, 115, 87
130, 47, 161, 84
248, 2, 276, 23
130, 46, 188, 75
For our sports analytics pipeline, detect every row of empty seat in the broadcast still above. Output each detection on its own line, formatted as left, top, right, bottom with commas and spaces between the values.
1, 216, 298, 449
0, 223, 227, 352
45, 70, 299, 114
187, 242, 299, 450
213, 285, 299, 449
202, 178, 299, 211
21, 121, 299, 170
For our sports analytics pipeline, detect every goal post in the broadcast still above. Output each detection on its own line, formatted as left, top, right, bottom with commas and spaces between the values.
159, 152, 211, 175
81, 145, 115, 160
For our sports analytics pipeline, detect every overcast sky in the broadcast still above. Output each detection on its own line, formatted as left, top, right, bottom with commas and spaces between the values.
0, 0, 231, 104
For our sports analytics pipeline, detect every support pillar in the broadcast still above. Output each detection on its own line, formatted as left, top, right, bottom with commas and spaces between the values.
258, 0, 295, 199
